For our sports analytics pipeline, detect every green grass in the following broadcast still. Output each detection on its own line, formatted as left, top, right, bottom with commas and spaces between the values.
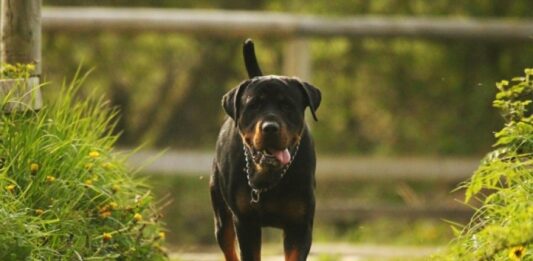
314, 217, 452, 246
0, 68, 167, 260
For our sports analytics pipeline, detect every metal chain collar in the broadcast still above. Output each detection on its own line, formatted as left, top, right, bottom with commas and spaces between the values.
243, 143, 299, 204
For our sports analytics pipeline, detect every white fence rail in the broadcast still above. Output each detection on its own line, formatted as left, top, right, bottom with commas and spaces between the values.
42, 7, 533, 41
126, 150, 480, 181
40, 7, 533, 86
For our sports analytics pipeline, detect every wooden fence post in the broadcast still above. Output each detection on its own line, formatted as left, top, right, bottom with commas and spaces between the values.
283, 37, 316, 124
0, 0, 43, 111
283, 37, 311, 81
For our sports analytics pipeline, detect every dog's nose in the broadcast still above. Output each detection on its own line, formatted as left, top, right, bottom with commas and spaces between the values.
261, 121, 280, 134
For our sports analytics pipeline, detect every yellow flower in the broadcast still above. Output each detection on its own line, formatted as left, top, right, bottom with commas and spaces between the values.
153, 243, 164, 252
84, 163, 94, 170
102, 232, 112, 242
35, 209, 44, 216
158, 231, 166, 240
30, 163, 39, 174
509, 246, 526, 261
102, 162, 113, 170
46, 176, 56, 183
89, 151, 100, 159
26, 64, 36, 71
111, 184, 120, 193
6, 184, 15, 192
100, 211, 112, 219
98, 205, 109, 212
84, 179, 93, 186
108, 202, 118, 210
133, 213, 143, 222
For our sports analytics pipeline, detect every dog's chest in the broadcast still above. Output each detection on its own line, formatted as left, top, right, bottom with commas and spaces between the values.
234, 187, 308, 224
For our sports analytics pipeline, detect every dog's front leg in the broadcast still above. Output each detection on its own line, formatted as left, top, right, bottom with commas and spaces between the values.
235, 219, 262, 261
210, 175, 239, 261
283, 223, 313, 261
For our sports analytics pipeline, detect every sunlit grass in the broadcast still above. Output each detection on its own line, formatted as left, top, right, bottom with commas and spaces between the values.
0, 67, 167, 260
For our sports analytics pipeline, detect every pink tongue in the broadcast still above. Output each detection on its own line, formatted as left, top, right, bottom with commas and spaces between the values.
270, 149, 291, 165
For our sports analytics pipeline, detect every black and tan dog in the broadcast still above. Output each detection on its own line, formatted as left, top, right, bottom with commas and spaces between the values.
210, 39, 321, 261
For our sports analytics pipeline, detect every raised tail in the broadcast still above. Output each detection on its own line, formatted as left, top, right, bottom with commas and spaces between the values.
243, 39, 263, 78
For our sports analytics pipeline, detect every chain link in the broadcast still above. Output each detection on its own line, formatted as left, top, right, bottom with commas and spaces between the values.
243, 143, 299, 204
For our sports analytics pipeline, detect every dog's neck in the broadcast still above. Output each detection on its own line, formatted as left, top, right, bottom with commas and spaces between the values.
243, 143, 299, 189
249, 160, 278, 176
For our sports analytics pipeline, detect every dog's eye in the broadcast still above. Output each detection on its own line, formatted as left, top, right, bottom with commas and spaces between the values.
247, 100, 260, 110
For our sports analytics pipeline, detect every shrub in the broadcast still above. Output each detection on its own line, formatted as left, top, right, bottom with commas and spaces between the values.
0, 66, 167, 260
439, 69, 533, 260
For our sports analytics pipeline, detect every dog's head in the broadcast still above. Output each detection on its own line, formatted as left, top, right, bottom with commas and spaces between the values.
221, 39, 321, 189
223, 76, 320, 166
222, 76, 320, 187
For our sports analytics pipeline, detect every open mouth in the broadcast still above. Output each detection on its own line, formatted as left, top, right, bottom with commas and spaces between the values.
243, 141, 299, 191
248, 147, 292, 166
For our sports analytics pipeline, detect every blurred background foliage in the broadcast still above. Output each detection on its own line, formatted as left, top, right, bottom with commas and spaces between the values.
42, 0, 533, 156
28, 0, 533, 254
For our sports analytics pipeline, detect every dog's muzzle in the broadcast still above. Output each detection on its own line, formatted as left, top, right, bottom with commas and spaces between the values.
247, 146, 292, 168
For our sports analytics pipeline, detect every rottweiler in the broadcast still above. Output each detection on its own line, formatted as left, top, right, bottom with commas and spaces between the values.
210, 39, 321, 261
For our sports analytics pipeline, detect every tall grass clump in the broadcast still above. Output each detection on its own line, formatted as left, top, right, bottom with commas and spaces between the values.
439, 69, 533, 260
0, 65, 167, 260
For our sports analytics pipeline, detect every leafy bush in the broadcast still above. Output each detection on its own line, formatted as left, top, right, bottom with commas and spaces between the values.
0, 66, 167, 260
440, 69, 533, 260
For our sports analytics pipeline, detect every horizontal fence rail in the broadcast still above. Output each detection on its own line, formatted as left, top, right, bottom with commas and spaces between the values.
129, 150, 476, 220
317, 202, 473, 220
125, 150, 480, 181
41, 7, 533, 41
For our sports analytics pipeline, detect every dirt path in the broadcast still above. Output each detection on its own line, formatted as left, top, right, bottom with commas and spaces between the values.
170, 243, 441, 260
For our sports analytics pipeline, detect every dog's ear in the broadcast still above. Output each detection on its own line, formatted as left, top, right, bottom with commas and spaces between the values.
222, 80, 250, 126
292, 78, 321, 121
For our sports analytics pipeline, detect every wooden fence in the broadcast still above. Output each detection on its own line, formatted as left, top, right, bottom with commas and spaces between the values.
126, 150, 479, 181
126, 149, 476, 219
41, 8, 533, 40
38, 7, 515, 219
41, 7, 533, 80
